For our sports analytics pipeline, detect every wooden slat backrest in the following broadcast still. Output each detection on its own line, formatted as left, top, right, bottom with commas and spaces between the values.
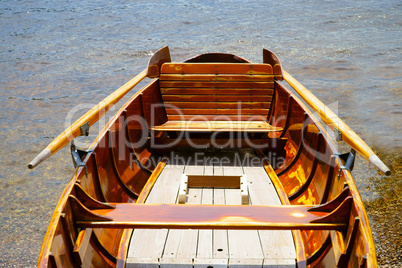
159, 63, 275, 121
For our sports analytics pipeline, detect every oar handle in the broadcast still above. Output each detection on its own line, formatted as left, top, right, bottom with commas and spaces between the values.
28, 69, 147, 169
282, 70, 391, 175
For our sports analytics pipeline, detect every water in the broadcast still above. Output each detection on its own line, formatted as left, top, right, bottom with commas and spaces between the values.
0, 0, 400, 266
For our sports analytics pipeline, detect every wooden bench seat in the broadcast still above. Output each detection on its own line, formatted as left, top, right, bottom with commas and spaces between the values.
155, 62, 282, 132
151, 120, 282, 132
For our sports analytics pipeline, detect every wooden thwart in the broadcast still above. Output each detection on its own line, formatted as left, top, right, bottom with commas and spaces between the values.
151, 120, 282, 132
73, 201, 351, 230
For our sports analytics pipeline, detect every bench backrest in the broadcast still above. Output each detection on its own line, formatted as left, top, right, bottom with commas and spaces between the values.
159, 63, 275, 121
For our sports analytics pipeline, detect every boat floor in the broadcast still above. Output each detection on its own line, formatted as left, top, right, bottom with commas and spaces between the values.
126, 149, 296, 267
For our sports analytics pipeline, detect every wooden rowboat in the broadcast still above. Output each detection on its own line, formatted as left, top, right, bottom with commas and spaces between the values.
32, 47, 388, 267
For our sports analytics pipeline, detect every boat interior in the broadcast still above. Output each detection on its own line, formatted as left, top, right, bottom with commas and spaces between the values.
126, 149, 296, 267
39, 49, 374, 268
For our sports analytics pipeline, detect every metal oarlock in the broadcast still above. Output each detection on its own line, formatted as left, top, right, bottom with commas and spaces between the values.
70, 140, 93, 174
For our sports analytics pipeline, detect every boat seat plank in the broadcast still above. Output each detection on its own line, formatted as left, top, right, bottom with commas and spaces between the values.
151, 120, 282, 132
160, 63, 274, 75
76, 202, 349, 230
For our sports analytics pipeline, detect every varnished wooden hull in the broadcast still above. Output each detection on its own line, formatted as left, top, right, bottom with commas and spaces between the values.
37, 49, 377, 267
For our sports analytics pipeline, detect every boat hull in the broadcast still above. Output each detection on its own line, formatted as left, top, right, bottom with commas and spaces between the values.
37, 50, 377, 268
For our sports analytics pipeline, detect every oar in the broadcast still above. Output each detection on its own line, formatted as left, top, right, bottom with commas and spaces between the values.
28, 46, 171, 169
282, 70, 391, 175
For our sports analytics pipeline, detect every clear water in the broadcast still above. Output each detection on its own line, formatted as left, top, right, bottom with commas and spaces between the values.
0, 0, 400, 266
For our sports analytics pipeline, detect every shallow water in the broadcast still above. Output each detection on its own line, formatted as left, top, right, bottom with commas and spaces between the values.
0, 0, 401, 266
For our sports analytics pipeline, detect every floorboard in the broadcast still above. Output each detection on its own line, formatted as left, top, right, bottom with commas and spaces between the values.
126, 155, 186, 267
